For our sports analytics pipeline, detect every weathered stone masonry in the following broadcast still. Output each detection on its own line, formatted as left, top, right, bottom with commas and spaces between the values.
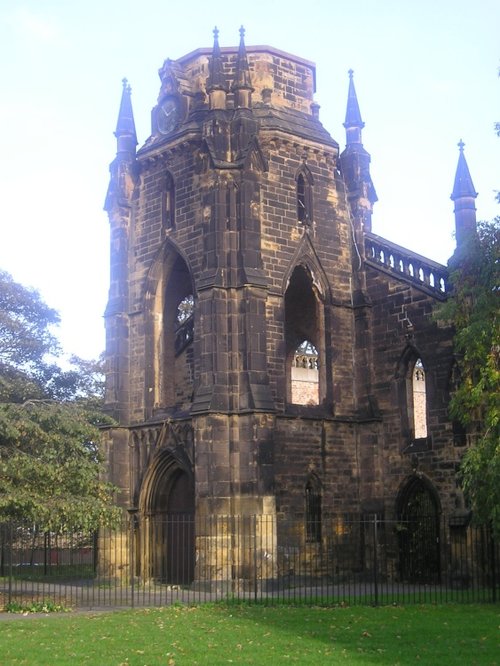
103, 29, 478, 583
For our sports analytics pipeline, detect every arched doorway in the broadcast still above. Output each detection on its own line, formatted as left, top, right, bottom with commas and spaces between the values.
142, 452, 195, 584
397, 476, 441, 583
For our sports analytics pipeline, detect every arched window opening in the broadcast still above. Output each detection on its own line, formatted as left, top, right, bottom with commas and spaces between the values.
411, 358, 428, 439
305, 476, 322, 543
291, 340, 319, 405
296, 170, 313, 225
163, 172, 175, 230
150, 252, 194, 412
285, 265, 324, 406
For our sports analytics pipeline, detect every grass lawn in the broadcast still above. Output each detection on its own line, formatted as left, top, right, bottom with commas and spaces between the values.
0, 603, 498, 665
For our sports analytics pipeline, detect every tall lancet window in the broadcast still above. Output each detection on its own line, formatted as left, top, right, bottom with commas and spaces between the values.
411, 358, 428, 439
163, 171, 175, 230
285, 265, 325, 407
296, 168, 313, 225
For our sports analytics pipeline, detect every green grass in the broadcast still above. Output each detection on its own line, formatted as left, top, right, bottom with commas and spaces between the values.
0, 603, 498, 665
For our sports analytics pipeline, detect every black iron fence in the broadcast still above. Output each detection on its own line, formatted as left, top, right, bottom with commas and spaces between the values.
0, 514, 497, 610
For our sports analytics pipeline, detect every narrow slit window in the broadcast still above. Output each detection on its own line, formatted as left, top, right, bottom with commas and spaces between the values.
296, 170, 312, 224
305, 477, 322, 543
297, 173, 306, 222
164, 172, 175, 230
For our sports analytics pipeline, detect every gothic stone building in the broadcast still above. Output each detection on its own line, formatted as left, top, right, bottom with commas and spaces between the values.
103, 29, 478, 584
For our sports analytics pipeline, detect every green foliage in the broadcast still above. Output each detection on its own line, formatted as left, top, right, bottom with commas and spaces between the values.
439, 219, 500, 535
0, 270, 60, 372
0, 401, 119, 531
0, 271, 106, 404
0, 269, 119, 531
5, 599, 70, 613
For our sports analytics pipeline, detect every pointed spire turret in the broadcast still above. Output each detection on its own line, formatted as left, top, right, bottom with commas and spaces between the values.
451, 140, 477, 200
451, 140, 478, 247
339, 69, 376, 235
206, 26, 228, 109
233, 26, 254, 108
115, 78, 137, 156
344, 70, 364, 145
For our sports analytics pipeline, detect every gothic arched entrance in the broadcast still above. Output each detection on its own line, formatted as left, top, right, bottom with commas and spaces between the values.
397, 476, 441, 583
141, 451, 195, 584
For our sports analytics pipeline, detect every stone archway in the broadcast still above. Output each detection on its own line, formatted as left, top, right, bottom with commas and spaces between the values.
396, 476, 441, 583
140, 450, 195, 584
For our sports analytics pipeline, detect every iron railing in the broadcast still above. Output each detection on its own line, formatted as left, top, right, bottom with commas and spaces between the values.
0, 514, 497, 610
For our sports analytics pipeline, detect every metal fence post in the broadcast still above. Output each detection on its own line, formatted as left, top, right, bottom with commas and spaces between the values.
372, 514, 379, 606
254, 515, 258, 602
8, 523, 13, 605
490, 530, 497, 604
128, 508, 138, 608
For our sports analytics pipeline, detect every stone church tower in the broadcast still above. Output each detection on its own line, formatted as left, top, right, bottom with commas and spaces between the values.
103, 29, 477, 584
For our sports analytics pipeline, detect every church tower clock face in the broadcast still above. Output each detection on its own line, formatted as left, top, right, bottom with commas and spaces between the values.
157, 96, 181, 134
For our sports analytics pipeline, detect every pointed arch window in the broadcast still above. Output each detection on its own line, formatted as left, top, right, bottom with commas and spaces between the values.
411, 358, 428, 439
296, 169, 313, 225
285, 265, 325, 407
305, 475, 322, 543
148, 252, 194, 414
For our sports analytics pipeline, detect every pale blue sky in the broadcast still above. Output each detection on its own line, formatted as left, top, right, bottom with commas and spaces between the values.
0, 0, 498, 359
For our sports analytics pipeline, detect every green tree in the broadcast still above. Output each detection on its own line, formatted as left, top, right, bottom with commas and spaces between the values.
442, 220, 500, 535
0, 270, 119, 530
0, 270, 60, 370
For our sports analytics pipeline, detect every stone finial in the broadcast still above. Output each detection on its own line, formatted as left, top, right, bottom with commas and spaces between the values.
114, 77, 137, 151
451, 140, 478, 201
206, 25, 227, 92
344, 69, 364, 134
233, 24, 253, 108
